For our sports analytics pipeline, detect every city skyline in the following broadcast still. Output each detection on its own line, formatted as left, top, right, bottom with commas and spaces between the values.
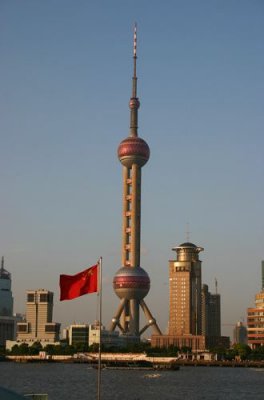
1, 254, 264, 340
1, 1, 263, 338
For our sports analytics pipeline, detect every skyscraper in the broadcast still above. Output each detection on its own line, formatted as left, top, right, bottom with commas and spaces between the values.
261, 261, 264, 290
151, 242, 229, 350
201, 283, 221, 338
17, 289, 60, 343
0, 257, 16, 346
247, 291, 264, 349
109, 26, 161, 340
0, 257, 13, 316
247, 263, 264, 349
168, 242, 204, 336
151, 242, 206, 351
233, 321, 247, 345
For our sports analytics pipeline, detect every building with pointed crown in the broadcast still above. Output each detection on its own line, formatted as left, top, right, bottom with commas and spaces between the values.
0, 256, 13, 317
0, 257, 17, 346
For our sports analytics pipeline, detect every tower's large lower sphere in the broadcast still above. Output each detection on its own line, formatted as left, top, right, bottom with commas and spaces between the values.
113, 266, 150, 300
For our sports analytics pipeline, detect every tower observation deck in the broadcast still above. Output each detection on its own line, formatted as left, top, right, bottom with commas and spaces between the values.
109, 26, 161, 339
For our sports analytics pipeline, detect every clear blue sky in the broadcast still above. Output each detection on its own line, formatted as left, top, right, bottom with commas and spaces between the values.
1, 0, 263, 338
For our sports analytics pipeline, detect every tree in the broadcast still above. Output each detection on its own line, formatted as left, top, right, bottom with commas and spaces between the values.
233, 344, 251, 360
11, 343, 29, 355
73, 342, 89, 353
28, 341, 43, 355
209, 345, 227, 360
250, 345, 264, 360
167, 345, 179, 356
181, 346, 191, 354
43, 344, 56, 355
89, 343, 99, 352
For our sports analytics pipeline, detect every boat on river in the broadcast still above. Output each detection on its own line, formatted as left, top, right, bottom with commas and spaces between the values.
93, 359, 179, 370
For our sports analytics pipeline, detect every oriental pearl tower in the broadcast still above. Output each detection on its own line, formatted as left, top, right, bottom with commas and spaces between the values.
109, 25, 162, 339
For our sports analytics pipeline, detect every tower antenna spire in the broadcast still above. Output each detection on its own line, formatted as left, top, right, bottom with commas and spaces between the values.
130, 23, 140, 137
132, 22, 137, 97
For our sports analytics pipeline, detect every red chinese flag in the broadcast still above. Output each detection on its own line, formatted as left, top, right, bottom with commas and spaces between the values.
60, 264, 98, 301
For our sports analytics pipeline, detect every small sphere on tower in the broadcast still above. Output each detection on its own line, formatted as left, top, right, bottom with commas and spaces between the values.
113, 266, 150, 300
129, 98, 140, 110
118, 136, 150, 167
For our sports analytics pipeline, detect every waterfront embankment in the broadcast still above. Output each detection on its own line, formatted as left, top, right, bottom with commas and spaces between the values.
4, 353, 264, 368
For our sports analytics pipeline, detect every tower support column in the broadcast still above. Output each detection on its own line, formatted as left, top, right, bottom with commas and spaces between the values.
122, 167, 130, 266
129, 299, 139, 335
131, 164, 141, 267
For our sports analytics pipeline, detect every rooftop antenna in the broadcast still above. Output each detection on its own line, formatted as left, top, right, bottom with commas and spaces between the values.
0, 256, 10, 278
215, 278, 218, 294
186, 222, 191, 241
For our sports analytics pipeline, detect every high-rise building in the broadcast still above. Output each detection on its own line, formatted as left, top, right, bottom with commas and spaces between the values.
0, 257, 13, 316
233, 321, 247, 345
0, 257, 16, 346
201, 284, 209, 336
201, 284, 221, 338
247, 291, 264, 349
247, 262, 264, 349
89, 322, 121, 348
151, 242, 229, 351
261, 261, 264, 291
152, 242, 206, 351
66, 324, 89, 347
16, 289, 60, 343
109, 26, 161, 340
168, 242, 204, 336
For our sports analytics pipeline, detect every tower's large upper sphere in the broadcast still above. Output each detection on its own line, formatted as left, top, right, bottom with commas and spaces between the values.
118, 137, 150, 167
113, 266, 150, 300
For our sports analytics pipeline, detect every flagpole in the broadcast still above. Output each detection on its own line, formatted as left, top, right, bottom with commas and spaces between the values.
97, 256, 102, 400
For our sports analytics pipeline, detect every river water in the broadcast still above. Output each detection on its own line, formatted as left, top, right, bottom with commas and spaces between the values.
0, 362, 263, 400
